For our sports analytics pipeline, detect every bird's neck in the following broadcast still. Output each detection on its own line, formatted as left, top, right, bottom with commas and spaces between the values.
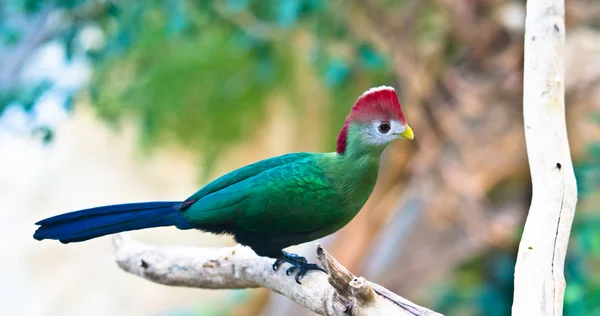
327, 126, 383, 202
338, 122, 385, 163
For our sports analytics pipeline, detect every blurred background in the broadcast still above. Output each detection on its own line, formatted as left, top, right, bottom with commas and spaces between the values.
1, 0, 600, 315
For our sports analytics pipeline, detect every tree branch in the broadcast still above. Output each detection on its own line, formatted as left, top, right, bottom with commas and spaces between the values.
112, 234, 442, 316
512, 0, 578, 315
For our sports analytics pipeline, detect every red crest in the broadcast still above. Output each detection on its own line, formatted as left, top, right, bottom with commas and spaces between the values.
336, 86, 406, 154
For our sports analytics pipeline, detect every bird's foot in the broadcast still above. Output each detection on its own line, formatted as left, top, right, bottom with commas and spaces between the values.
285, 263, 327, 284
272, 250, 306, 271
282, 251, 308, 263
273, 251, 327, 284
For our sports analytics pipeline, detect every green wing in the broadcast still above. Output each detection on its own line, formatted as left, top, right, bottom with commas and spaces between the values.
236, 156, 348, 235
181, 153, 348, 236
184, 152, 311, 202
180, 152, 314, 226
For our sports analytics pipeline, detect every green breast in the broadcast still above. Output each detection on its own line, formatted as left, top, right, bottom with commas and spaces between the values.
313, 152, 380, 235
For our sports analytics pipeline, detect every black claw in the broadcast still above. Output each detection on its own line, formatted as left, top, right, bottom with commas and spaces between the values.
272, 258, 284, 271
314, 265, 327, 274
274, 252, 328, 285
286, 266, 298, 276
293, 263, 327, 284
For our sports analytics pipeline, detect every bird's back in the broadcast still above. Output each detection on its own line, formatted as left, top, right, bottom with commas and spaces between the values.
180, 152, 378, 257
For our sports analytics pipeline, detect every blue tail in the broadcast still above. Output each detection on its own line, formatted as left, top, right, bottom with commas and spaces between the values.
33, 201, 195, 243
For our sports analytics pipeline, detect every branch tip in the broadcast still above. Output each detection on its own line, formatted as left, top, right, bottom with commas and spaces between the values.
350, 276, 377, 305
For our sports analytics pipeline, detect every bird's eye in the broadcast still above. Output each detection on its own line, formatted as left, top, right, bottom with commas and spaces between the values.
378, 121, 391, 134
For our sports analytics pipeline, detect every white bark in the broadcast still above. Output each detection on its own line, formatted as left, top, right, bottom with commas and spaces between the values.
112, 234, 442, 316
512, 1, 578, 315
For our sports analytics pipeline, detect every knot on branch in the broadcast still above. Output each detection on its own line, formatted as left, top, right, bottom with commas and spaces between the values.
316, 244, 377, 313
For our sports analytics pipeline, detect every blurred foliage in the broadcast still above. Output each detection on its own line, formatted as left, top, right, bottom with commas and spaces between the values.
1, 0, 394, 169
432, 132, 600, 315
565, 140, 600, 316
433, 248, 515, 316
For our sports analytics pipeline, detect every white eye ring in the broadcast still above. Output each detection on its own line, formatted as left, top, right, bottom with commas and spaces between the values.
378, 121, 391, 134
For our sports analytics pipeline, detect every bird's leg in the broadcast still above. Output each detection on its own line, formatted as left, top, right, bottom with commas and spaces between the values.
273, 250, 327, 284
272, 250, 306, 271
282, 251, 307, 263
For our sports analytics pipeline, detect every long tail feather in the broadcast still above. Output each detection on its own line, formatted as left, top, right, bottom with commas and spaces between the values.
33, 201, 194, 243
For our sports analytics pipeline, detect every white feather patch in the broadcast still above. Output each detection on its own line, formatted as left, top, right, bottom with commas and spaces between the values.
360, 86, 396, 98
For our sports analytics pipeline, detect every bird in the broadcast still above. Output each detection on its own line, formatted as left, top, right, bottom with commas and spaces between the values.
33, 86, 413, 284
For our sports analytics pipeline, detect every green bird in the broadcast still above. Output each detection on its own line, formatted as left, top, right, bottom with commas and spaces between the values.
33, 86, 414, 283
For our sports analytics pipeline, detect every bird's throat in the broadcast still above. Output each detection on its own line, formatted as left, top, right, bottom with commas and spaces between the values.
326, 134, 382, 205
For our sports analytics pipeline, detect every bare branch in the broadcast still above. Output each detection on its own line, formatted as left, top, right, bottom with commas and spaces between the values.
112, 234, 442, 316
512, 0, 578, 315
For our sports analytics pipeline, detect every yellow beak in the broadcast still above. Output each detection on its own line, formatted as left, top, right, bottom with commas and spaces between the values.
400, 125, 414, 140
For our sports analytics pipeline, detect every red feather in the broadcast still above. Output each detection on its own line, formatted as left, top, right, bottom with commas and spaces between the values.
336, 86, 406, 154
336, 121, 350, 154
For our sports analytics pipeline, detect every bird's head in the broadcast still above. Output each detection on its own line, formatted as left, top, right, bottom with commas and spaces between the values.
336, 86, 413, 155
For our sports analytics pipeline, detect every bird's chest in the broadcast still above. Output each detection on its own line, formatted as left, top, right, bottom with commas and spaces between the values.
336, 163, 379, 204
324, 167, 379, 225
